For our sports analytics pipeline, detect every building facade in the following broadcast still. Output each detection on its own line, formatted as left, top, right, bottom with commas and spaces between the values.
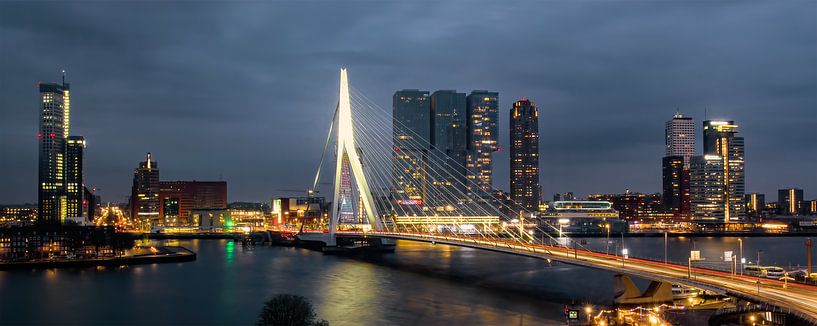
744, 193, 765, 218
392, 90, 431, 213
662, 156, 690, 218
429, 90, 468, 205
465, 91, 499, 194
690, 155, 726, 222
159, 181, 228, 226
37, 81, 71, 224
700, 120, 745, 221
65, 136, 85, 220
509, 99, 540, 211
131, 153, 160, 226
778, 188, 804, 216
665, 113, 695, 167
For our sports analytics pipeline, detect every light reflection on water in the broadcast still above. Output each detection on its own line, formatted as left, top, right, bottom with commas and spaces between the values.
0, 236, 810, 325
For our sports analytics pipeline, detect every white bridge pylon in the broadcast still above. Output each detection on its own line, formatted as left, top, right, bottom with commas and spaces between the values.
329, 69, 382, 241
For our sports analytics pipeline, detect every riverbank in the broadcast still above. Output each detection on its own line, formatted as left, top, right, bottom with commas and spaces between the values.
0, 246, 196, 270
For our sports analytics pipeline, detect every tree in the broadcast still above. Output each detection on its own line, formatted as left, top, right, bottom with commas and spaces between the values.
256, 294, 328, 326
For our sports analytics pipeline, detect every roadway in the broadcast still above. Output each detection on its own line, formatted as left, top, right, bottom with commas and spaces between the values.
336, 231, 817, 322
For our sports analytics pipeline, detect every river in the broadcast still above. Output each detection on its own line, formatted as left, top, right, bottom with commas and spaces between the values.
0, 236, 812, 325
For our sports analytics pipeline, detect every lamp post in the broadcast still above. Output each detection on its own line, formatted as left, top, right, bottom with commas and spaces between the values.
664, 231, 668, 264
622, 248, 628, 268
738, 238, 744, 275
606, 223, 611, 255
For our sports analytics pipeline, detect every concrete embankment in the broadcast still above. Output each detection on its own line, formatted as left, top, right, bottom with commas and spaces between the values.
0, 246, 196, 270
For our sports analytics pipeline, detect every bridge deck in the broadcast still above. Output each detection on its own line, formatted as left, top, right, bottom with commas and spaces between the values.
336, 231, 817, 322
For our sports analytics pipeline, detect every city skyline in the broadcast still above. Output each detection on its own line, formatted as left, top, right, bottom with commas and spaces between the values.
1, 1, 815, 203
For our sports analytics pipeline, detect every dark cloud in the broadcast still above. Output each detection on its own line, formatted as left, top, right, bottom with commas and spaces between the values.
0, 1, 815, 203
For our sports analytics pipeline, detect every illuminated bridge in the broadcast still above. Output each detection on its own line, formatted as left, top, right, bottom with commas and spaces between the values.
296, 69, 817, 322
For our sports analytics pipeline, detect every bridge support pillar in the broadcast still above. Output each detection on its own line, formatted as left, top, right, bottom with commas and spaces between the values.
613, 274, 673, 306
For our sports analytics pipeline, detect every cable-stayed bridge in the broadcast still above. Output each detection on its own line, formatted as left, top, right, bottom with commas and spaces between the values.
296, 69, 817, 322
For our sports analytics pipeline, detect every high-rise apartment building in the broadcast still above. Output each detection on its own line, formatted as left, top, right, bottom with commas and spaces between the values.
700, 120, 745, 221
466, 91, 499, 194
665, 113, 695, 167
392, 90, 431, 212
131, 152, 160, 226
65, 136, 85, 219
778, 188, 804, 216
662, 156, 690, 218
37, 76, 79, 225
509, 98, 540, 211
690, 155, 726, 222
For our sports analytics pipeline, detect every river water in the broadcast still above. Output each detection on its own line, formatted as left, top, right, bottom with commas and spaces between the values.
0, 236, 812, 325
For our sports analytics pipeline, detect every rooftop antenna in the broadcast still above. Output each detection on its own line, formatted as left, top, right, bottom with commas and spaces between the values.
704, 107, 708, 120
61, 69, 66, 85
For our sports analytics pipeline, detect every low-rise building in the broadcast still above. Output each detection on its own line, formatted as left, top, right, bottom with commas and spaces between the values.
538, 201, 627, 236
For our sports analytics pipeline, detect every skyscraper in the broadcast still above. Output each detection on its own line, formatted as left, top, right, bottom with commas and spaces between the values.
392, 90, 431, 212
665, 113, 695, 167
65, 136, 85, 219
690, 155, 725, 222
662, 156, 690, 217
131, 152, 160, 226
466, 91, 499, 194
701, 120, 746, 221
509, 98, 540, 211
429, 90, 468, 203
778, 188, 804, 216
662, 113, 693, 219
37, 78, 71, 224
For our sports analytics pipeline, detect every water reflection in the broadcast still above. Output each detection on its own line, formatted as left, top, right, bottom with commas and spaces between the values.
0, 236, 810, 325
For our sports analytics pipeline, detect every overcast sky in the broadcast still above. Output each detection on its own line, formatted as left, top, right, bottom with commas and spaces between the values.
1, 1, 815, 204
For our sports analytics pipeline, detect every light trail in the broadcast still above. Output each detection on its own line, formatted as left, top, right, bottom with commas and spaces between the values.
337, 231, 817, 321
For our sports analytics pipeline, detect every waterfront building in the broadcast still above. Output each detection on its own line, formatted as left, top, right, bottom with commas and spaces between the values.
665, 113, 695, 167
802, 200, 817, 215
509, 98, 540, 211
587, 192, 670, 222
701, 120, 746, 221
0, 206, 38, 226
465, 91, 499, 194
538, 201, 626, 236
37, 80, 71, 224
778, 188, 804, 216
429, 90, 468, 204
392, 90, 431, 213
690, 155, 726, 223
65, 136, 85, 220
130, 153, 160, 226
159, 181, 228, 226
0, 226, 117, 262
229, 208, 268, 229
271, 197, 327, 227
192, 209, 232, 231
744, 193, 765, 219
662, 156, 690, 218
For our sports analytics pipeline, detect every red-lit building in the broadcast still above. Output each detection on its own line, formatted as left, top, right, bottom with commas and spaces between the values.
159, 181, 227, 226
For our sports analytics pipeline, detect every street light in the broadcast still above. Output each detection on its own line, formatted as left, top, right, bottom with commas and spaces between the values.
622, 248, 629, 267
738, 238, 744, 275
